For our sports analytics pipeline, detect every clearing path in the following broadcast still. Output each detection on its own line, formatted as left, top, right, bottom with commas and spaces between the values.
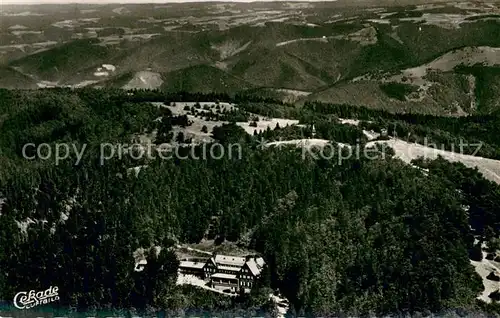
339, 118, 500, 184
276, 37, 328, 47
176, 244, 213, 256
389, 46, 500, 85
366, 138, 500, 184
266, 138, 329, 148
471, 251, 500, 303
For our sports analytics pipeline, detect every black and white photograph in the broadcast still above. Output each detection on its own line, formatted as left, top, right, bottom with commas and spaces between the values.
1, 0, 500, 316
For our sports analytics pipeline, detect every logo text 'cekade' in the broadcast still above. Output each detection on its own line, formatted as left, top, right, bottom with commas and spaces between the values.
13, 286, 60, 310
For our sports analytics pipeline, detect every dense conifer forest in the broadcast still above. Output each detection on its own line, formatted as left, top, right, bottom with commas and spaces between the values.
1, 88, 500, 316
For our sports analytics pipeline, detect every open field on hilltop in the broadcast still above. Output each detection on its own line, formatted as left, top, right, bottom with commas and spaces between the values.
389, 46, 500, 84
157, 98, 500, 186
152, 101, 300, 142
259, 126, 500, 185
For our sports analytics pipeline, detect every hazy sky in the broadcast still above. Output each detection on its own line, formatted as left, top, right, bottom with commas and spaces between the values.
3, 0, 312, 4
2, 0, 212, 2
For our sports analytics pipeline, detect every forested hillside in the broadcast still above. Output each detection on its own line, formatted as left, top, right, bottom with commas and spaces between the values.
5, 1, 500, 116
1, 88, 500, 316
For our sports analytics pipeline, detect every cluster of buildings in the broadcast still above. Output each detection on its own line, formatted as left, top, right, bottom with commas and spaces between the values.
179, 253, 266, 293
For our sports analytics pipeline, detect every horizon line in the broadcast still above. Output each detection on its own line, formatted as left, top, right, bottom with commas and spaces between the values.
2, 0, 339, 4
